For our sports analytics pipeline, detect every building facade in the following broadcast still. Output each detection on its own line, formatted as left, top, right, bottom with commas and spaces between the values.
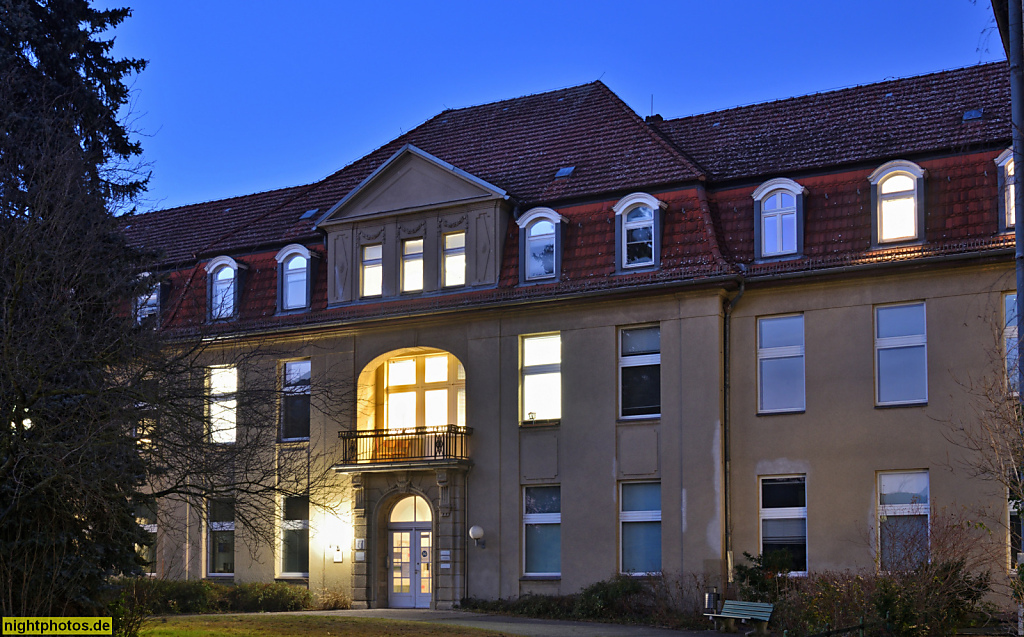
126, 62, 1017, 608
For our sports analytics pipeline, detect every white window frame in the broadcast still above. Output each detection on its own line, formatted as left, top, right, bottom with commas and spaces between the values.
136, 501, 158, 577
869, 160, 926, 244
516, 207, 566, 282
877, 470, 930, 571
275, 244, 311, 311
135, 274, 160, 324
207, 365, 237, 444
205, 255, 239, 320
442, 232, 466, 287
207, 500, 234, 578
757, 314, 806, 414
619, 482, 661, 575
523, 485, 561, 577
874, 302, 928, 406
1010, 496, 1022, 572
521, 333, 561, 425
618, 325, 661, 420
402, 238, 425, 293
998, 149, 1016, 230
280, 496, 310, 578
759, 475, 807, 576
281, 360, 311, 441
613, 193, 666, 271
361, 244, 383, 298
752, 178, 806, 258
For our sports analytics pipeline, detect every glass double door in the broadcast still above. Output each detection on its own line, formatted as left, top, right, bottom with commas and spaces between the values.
389, 527, 432, 608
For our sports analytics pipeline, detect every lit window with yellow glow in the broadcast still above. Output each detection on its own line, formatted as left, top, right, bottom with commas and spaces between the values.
361, 244, 383, 297
384, 352, 465, 430
521, 334, 561, 423
207, 365, 237, 444
402, 239, 424, 292
869, 160, 925, 245
442, 232, 465, 287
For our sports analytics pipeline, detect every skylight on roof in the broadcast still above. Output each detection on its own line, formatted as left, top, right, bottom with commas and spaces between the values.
554, 166, 575, 179
300, 208, 319, 220
962, 108, 984, 122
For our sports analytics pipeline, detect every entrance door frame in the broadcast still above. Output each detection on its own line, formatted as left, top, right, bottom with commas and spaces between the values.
386, 495, 433, 608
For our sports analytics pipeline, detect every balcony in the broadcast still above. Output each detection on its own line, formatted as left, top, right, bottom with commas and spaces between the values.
333, 425, 473, 473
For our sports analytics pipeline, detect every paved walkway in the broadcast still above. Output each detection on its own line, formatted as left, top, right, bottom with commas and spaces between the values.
302, 608, 714, 636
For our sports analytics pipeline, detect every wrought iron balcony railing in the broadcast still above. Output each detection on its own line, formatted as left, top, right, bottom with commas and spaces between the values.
335, 424, 472, 471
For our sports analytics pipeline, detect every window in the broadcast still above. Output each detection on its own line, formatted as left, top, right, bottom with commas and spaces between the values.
752, 178, 805, 259
361, 244, 382, 297
613, 193, 665, 272
620, 482, 661, 574
619, 326, 660, 418
1007, 293, 1018, 395
521, 334, 561, 424
869, 160, 926, 245
384, 352, 465, 430
523, 486, 560, 576
276, 244, 312, 311
516, 207, 565, 283
281, 496, 309, 577
1011, 496, 1022, 570
878, 471, 929, 570
135, 501, 157, 576
402, 238, 424, 292
757, 315, 805, 413
760, 476, 807, 574
207, 365, 237, 444
281, 360, 311, 440
875, 303, 927, 406
208, 499, 234, 577
135, 280, 160, 325
205, 256, 241, 320
442, 232, 466, 287
998, 149, 1015, 230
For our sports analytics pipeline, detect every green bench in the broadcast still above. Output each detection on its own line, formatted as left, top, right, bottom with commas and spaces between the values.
706, 600, 774, 634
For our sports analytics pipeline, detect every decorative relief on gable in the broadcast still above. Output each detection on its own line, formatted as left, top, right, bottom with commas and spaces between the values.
357, 226, 386, 242
397, 219, 426, 237
331, 231, 352, 303
474, 211, 494, 285
439, 214, 467, 230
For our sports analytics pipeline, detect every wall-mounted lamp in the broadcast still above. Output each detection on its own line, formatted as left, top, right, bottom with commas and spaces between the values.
469, 525, 485, 548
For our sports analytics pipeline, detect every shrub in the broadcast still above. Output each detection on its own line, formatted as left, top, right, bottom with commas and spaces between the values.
315, 586, 353, 610
226, 582, 312, 612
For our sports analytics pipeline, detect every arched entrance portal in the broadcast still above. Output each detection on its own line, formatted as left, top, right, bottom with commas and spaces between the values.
388, 495, 432, 608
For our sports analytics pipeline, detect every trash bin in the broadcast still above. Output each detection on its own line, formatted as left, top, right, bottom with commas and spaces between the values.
704, 588, 720, 614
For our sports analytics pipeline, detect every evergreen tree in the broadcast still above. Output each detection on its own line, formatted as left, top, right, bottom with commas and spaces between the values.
0, 0, 151, 615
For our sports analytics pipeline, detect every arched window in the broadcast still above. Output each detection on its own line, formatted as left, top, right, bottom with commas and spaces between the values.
612, 193, 666, 272
205, 256, 240, 320
276, 244, 312, 311
997, 149, 1015, 231
390, 495, 432, 524
869, 160, 926, 245
752, 178, 806, 259
516, 207, 565, 283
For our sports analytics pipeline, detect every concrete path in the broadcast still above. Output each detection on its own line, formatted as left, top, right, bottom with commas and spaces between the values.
302, 608, 714, 636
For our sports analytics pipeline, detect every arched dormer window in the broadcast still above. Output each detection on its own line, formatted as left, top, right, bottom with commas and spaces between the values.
275, 244, 314, 312
205, 256, 242, 321
516, 207, 566, 283
752, 178, 807, 259
612, 193, 667, 273
997, 148, 1015, 231
869, 160, 927, 245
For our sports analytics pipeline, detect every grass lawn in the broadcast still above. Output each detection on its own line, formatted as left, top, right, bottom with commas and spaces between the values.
140, 614, 507, 637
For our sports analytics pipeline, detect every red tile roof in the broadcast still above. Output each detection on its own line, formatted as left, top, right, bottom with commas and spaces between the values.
126, 81, 703, 266
653, 62, 1010, 182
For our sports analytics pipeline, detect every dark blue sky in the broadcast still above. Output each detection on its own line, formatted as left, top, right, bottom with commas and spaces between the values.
101, 1, 1005, 212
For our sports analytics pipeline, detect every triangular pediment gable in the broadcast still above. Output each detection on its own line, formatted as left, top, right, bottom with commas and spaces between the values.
316, 145, 506, 227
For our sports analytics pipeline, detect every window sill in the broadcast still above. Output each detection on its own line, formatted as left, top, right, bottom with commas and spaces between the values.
276, 575, 309, 581
520, 575, 560, 581
616, 416, 660, 425
521, 276, 558, 286
278, 438, 310, 445
206, 574, 234, 579
756, 409, 806, 417
277, 307, 310, 316
754, 253, 802, 264
874, 401, 927, 409
520, 419, 560, 428
869, 239, 925, 250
